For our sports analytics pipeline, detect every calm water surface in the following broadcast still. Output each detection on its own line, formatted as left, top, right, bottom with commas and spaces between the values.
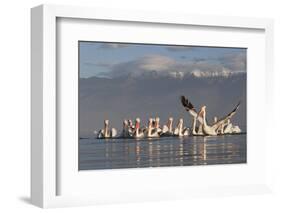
79, 134, 246, 170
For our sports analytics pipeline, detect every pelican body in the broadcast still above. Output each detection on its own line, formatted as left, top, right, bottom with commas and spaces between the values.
161, 117, 174, 136
133, 118, 145, 138
146, 118, 160, 138
174, 118, 189, 137
197, 106, 218, 136
97, 120, 117, 139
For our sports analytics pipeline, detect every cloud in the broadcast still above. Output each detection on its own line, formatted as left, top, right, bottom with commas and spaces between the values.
92, 62, 115, 68
109, 55, 177, 78
99, 43, 130, 49
107, 54, 246, 78
83, 62, 95, 67
83, 61, 118, 69
82, 50, 246, 79
218, 52, 247, 72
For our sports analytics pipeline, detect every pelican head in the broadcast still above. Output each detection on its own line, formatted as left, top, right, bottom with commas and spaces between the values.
177, 118, 184, 129
104, 119, 109, 125
155, 117, 160, 128
213, 116, 218, 123
147, 118, 155, 129
198, 106, 206, 118
128, 119, 133, 127
168, 117, 173, 126
123, 119, 128, 127
135, 118, 141, 129
155, 117, 160, 124
152, 118, 156, 127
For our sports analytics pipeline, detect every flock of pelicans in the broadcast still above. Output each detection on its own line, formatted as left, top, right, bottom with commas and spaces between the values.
97, 96, 242, 139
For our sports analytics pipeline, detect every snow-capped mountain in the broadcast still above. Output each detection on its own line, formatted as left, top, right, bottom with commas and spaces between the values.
189, 70, 245, 78
111, 69, 246, 80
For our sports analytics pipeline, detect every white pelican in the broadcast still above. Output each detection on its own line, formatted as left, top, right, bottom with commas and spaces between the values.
181, 96, 241, 136
232, 125, 242, 133
197, 103, 241, 136
128, 119, 134, 129
180, 96, 204, 136
174, 118, 189, 137
197, 106, 217, 136
161, 117, 174, 136
154, 117, 162, 134
213, 116, 227, 134
97, 120, 117, 138
146, 118, 160, 138
191, 116, 204, 136
224, 119, 242, 134
223, 119, 233, 134
133, 118, 145, 138
126, 119, 135, 137
121, 119, 131, 138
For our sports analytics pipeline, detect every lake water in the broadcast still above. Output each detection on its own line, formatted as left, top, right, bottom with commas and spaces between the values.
79, 134, 246, 170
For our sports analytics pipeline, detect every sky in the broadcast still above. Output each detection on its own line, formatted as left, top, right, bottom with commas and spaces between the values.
79, 41, 247, 78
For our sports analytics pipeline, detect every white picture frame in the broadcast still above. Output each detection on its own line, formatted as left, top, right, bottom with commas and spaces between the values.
31, 4, 274, 208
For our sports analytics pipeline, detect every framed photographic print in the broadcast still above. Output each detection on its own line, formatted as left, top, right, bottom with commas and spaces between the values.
31, 4, 274, 208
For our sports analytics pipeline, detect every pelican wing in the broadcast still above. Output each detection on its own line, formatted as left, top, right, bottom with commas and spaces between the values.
180, 96, 203, 124
211, 101, 241, 130
97, 129, 104, 138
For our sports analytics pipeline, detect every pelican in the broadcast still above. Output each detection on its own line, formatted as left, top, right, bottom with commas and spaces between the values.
180, 96, 204, 135
97, 120, 117, 138
121, 119, 131, 138
174, 118, 189, 137
154, 117, 162, 134
223, 119, 233, 134
161, 117, 174, 136
191, 116, 204, 135
128, 119, 134, 129
197, 103, 241, 136
224, 119, 242, 134
197, 106, 218, 135
126, 119, 135, 137
181, 96, 241, 136
146, 118, 160, 138
213, 116, 227, 135
133, 118, 145, 138
232, 125, 242, 133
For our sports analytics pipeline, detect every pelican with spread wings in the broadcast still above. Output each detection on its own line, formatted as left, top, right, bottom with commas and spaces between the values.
180, 96, 241, 136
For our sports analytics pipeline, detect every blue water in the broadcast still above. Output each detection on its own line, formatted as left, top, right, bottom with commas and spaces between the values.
79, 134, 246, 170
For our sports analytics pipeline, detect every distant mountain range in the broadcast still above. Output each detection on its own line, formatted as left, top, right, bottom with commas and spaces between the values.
98, 69, 246, 80
79, 72, 247, 137
134, 69, 246, 79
